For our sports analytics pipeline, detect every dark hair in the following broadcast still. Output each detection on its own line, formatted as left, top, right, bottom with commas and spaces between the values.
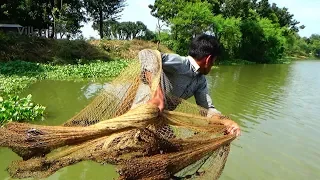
188, 34, 221, 60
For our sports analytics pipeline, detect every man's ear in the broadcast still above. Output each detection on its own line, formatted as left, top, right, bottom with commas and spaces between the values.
205, 55, 212, 65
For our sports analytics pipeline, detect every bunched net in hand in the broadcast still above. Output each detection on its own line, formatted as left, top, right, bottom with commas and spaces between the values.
0, 49, 237, 180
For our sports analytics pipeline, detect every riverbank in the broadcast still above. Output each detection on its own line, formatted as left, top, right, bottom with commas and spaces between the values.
0, 60, 130, 125
218, 55, 319, 66
0, 33, 172, 125
0, 60, 129, 95
0, 32, 171, 63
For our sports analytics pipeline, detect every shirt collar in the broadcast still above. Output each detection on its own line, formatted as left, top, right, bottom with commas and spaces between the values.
188, 56, 200, 72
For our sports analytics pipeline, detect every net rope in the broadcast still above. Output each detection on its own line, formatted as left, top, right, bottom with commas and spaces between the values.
0, 49, 237, 180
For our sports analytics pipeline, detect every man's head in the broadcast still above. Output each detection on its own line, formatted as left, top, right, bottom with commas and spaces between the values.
188, 34, 221, 75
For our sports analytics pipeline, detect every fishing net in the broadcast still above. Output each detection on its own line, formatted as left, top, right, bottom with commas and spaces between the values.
0, 49, 237, 180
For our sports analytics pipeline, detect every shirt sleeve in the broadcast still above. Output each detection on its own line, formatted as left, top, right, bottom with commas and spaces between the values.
161, 53, 187, 74
194, 77, 215, 110
138, 50, 185, 74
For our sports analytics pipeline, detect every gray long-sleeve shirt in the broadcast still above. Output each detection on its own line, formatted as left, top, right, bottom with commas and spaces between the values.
160, 53, 216, 111
137, 49, 218, 116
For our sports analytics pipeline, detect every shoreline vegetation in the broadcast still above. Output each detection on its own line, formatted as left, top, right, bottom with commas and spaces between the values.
0, 34, 318, 125
0, 35, 173, 125
0, 60, 129, 125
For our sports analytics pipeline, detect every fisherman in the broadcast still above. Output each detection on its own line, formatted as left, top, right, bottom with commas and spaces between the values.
140, 34, 241, 136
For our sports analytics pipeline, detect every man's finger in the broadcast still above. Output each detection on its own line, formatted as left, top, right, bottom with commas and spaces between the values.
236, 130, 240, 137
235, 129, 241, 137
228, 127, 233, 133
231, 127, 236, 135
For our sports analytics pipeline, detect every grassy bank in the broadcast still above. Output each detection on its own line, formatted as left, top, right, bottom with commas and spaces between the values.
0, 32, 171, 64
0, 32, 172, 125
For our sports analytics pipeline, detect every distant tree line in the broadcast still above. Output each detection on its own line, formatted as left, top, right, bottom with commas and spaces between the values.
1, 0, 319, 62
0, 0, 126, 39
150, 0, 320, 63
92, 20, 156, 40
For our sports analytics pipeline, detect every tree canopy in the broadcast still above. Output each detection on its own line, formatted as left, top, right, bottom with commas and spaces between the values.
150, 0, 320, 62
92, 20, 155, 40
84, 0, 126, 39
0, 0, 126, 39
0, 0, 319, 61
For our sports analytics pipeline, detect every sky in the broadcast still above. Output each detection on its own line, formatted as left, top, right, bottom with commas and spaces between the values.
81, 0, 320, 39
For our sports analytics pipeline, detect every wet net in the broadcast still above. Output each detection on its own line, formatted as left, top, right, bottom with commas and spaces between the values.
0, 49, 237, 180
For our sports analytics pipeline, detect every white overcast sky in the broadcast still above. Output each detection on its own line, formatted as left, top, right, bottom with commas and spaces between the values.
81, 0, 320, 39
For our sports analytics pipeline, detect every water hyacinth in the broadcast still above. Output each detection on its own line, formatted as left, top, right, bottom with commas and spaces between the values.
0, 60, 129, 125
0, 95, 46, 125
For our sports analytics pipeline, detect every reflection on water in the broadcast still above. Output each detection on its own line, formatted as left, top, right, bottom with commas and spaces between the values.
0, 80, 119, 180
1, 60, 320, 179
212, 61, 320, 180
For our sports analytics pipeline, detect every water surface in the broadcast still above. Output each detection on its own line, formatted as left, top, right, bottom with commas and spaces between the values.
1, 60, 320, 180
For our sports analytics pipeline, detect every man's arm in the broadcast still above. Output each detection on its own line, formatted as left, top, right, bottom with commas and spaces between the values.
139, 50, 185, 112
194, 78, 241, 137
194, 78, 221, 117
144, 71, 165, 112
138, 49, 167, 112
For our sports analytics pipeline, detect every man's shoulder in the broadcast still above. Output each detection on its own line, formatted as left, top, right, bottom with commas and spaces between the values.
161, 53, 192, 73
161, 53, 188, 62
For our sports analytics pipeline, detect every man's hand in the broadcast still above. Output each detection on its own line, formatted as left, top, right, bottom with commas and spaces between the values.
221, 119, 241, 137
207, 108, 222, 117
147, 84, 165, 112
144, 71, 164, 112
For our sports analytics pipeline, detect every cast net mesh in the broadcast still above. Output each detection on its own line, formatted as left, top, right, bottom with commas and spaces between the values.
0, 49, 237, 180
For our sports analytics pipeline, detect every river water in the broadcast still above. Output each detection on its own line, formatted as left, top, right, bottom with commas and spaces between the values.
1, 60, 320, 180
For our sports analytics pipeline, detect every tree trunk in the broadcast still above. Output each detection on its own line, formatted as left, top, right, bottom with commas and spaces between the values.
50, 0, 55, 38
99, 9, 104, 39
50, 20, 55, 39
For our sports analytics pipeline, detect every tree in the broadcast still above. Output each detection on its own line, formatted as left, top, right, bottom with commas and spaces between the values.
1, 0, 52, 29
149, 0, 220, 24
239, 18, 286, 63
133, 21, 147, 39
220, 0, 253, 19
258, 18, 286, 62
254, 0, 301, 32
309, 34, 320, 57
138, 29, 156, 41
169, 1, 215, 54
239, 19, 266, 63
93, 20, 152, 40
0, 0, 85, 38
53, 1, 86, 39
211, 15, 242, 58
148, 0, 311, 63
149, 0, 185, 24
84, 0, 126, 39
